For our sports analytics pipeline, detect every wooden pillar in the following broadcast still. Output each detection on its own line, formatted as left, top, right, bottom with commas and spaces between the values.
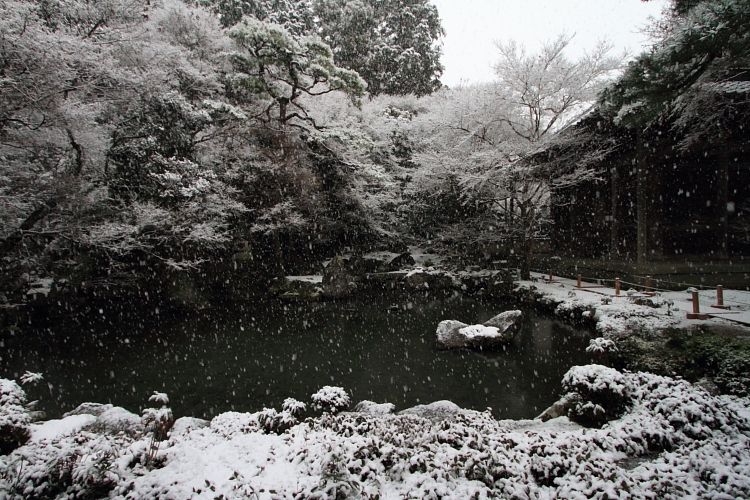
636, 128, 648, 263
717, 148, 729, 258
610, 166, 619, 257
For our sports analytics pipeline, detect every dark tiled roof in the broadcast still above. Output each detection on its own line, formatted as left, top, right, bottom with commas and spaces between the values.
709, 81, 750, 93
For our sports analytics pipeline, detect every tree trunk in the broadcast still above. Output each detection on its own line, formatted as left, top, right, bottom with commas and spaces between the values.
0, 197, 60, 258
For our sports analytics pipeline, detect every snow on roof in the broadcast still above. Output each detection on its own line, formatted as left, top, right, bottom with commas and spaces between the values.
285, 275, 323, 283
708, 81, 750, 94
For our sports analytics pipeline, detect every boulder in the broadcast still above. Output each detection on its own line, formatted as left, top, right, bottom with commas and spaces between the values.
399, 401, 461, 423
170, 417, 210, 437
536, 393, 577, 422
435, 310, 522, 349
404, 270, 454, 291
347, 256, 381, 275
353, 401, 395, 416
63, 402, 113, 418
322, 256, 353, 298
695, 377, 721, 396
88, 407, 144, 437
435, 320, 470, 348
483, 310, 523, 340
383, 252, 415, 271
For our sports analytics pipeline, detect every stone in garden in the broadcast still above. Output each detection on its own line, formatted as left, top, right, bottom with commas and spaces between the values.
88, 407, 144, 437
353, 400, 396, 416
385, 252, 415, 271
322, 255, 352, 297
63, 402, 113, 418
436, 310, 522, 349
483, 310, 523, 340
399, 401, 461, 422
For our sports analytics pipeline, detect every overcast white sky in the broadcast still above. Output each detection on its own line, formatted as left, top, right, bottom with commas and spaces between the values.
431, 0, 669, 86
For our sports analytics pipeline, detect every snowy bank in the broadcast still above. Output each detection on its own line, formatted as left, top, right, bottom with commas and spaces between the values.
2, 366, 750, 499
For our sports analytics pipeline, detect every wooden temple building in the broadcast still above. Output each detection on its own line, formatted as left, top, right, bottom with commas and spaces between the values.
550, 113, 750, 263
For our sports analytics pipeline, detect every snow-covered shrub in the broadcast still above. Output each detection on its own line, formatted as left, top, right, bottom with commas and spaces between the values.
0, 379, 31, 454
256, 408, 298, 434
562, 365, 629, 427
282, 398, 306, 417
19, 371, 43, 385
311, 386, 351, 413
0, 431, 130, 499
141, 392, 174, 469
554, 300, 596, 327
586, 337, 618, 354
715, 351, 750, 396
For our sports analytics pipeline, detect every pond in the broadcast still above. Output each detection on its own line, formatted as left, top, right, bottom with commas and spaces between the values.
2, 293, 594, 420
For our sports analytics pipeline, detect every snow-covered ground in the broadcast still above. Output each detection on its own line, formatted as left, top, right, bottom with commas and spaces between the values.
2, 366, 749, 499
521, 272, 750, 337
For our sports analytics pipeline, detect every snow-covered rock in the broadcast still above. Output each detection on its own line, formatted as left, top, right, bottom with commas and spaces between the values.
170, 417, 209, 437
62, 402, 113, 418
353, 400, 396, 416
88, 406, 143, 437
435, 319, 469, 348
29, 414, 97, 442
484, 310, 523, 336
399, 400, 462, 422
322, 255, 353, 297
436, 310, 522, 349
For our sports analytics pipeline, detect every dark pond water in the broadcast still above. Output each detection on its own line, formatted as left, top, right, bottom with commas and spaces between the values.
2, 294, 594, 420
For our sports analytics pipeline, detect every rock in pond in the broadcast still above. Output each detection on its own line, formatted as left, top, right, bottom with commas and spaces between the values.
322, 255, 355, 298
436, 310, 522, 349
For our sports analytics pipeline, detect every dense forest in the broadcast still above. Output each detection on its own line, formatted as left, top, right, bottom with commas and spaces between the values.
0, 0, 748, 310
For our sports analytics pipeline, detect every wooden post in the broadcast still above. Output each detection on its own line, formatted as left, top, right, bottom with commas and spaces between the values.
577, 274, 582, 289
646, 276, 652, 293
714, 285, 730, 309
548, 269, 553, 283
615, 277, 620, 296
687, 290, 709, 319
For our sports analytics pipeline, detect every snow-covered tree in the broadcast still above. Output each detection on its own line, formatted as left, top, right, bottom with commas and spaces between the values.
314, 0, 444, 96
454, 34, 622, 277
226, 16, 366, 132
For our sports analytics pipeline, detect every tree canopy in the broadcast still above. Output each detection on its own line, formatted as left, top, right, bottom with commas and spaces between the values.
205, 0, 445, 96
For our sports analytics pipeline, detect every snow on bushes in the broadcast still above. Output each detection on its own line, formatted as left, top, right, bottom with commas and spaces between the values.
311, 386, 351, 413
281, 398, 306, 417
0, 379, 30, 454
587, 337, 618, 354
562, 364, 629, 427
2, 370, 749, 498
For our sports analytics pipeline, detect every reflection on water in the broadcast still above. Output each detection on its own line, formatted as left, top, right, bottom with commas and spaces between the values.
2, 294, 594, 420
